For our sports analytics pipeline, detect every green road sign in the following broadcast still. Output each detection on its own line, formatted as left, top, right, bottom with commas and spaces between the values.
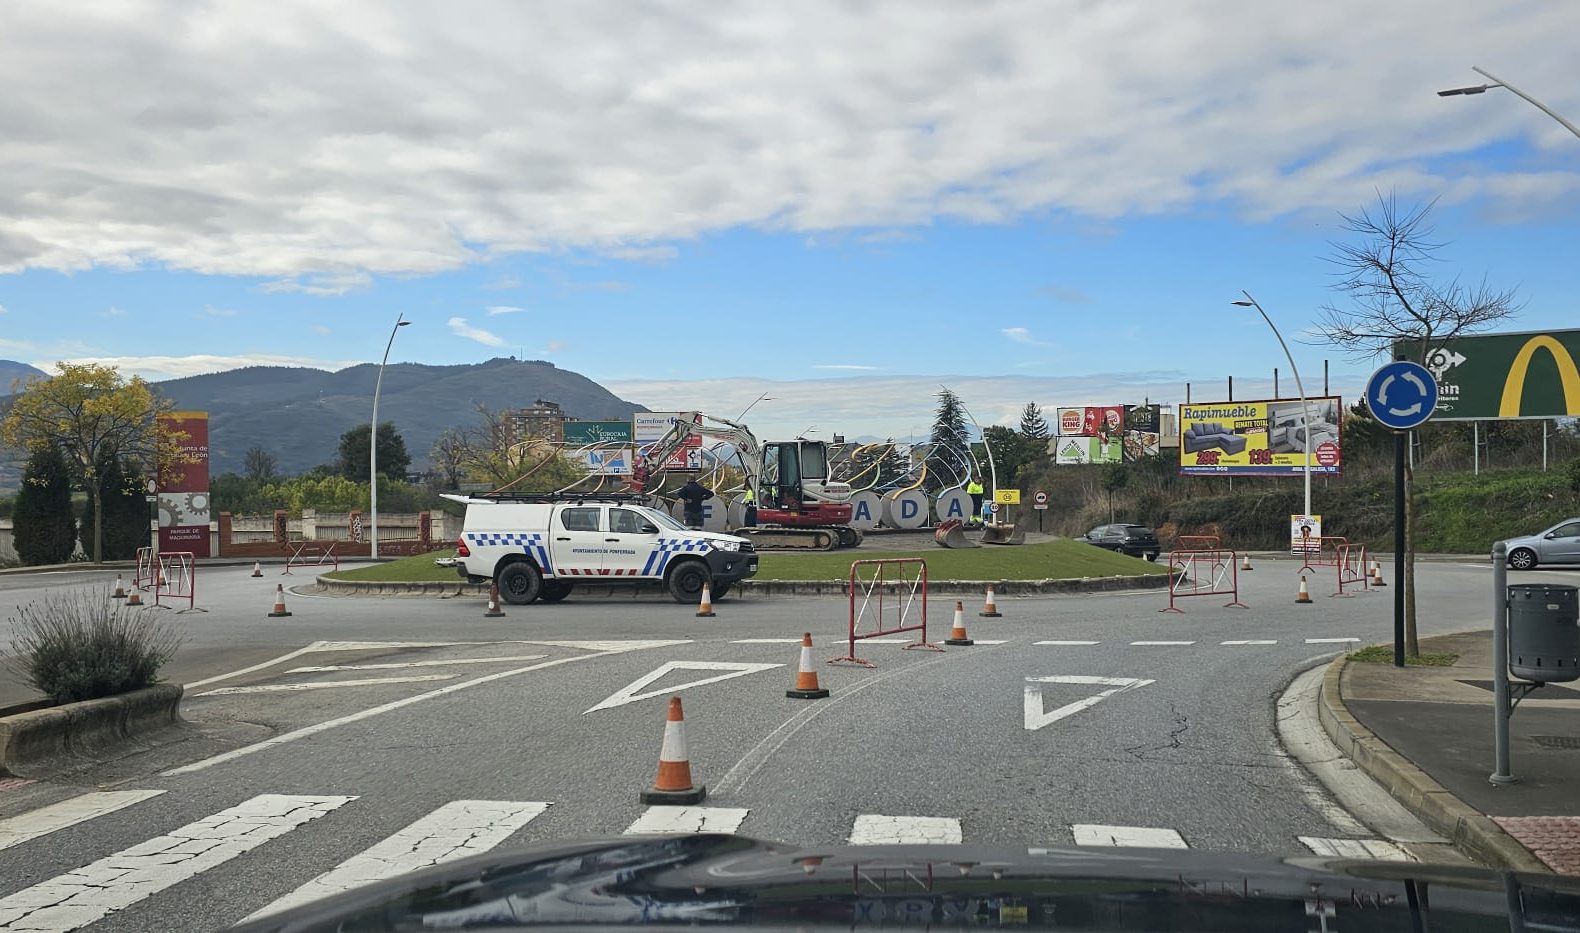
1397, 329, 1580, 420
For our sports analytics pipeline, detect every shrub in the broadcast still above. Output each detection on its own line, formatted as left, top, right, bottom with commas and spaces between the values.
5, 586, 184, 704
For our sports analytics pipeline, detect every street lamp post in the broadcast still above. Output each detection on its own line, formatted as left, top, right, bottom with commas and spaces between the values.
1438, 66, 1580, 142
735, 393, 775, 422
370, 314, 410, 559
1232, 292, 1312, 521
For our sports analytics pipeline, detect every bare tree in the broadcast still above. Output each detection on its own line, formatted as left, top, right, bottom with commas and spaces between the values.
1311, 192, 1522, 657
429, 429, 468, 489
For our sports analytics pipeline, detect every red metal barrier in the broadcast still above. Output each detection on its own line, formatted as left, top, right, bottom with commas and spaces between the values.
830, 558, 942, 667
1177, 535, 1221, 551
1333, 543, 1371, 598
1160, 549, 1248, 613
1298, 536, 1349, 574
153, 551, 204, 612
282, 540, 340, 575
134, 546, 156, 589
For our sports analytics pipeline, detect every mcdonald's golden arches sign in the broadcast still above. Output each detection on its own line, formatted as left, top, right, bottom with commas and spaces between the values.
1400, 329, 1580, 421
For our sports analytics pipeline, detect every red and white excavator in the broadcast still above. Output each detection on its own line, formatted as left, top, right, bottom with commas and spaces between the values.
628, 412, 861, 550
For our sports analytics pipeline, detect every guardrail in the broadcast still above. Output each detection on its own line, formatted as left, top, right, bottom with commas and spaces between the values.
1160, 548, 1248, 613
831, 558, 942, 667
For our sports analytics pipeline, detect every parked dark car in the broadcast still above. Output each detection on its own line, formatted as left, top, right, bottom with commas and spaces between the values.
1080, 523, 1160, 560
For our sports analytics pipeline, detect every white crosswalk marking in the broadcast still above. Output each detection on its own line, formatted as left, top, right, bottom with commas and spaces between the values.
246, 800, 551, 921
1072, 824, 1188, 848
1221, 640, 1278, 646
0, 794, 353, 932
624, 806, 750, 835
849, 815, 962, 845
1298, 836, 1413, 860
0, 791, 165, 854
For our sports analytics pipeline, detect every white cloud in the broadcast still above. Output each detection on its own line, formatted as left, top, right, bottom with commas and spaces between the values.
0, 303, 8, 314
545, 340, 568, 352
312, 324, 332, 335
1001, 327, 1053, 347
812, 363, 879, 371
0, 3, 1570, 279
603, 245, 679, 263
486, 305, 524, 315
46, 354, 361, 381
203, 305, 238, 317
447, 316, 506, 347
106, 306, 127, 317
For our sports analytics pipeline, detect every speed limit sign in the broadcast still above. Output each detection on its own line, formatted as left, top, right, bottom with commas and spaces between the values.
989, 503, 1000, 514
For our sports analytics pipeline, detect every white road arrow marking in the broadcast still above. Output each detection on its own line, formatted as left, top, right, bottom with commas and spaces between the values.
1023, 675, 1155, 731
586, 661, 783, 712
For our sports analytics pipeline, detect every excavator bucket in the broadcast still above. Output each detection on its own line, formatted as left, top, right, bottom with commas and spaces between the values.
933, 519, 978, 549
980, 523, 1025, 546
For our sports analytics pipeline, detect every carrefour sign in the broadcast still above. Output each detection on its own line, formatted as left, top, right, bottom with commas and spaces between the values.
1404, 329, 1580, 420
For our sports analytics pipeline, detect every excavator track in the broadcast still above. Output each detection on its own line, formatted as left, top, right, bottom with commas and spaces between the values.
737, 525, 860, 551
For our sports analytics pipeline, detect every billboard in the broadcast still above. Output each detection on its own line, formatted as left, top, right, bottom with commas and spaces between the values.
1404, 329, 1580, 420
157, 411, 211, 557
1054, 435, 1122, 464
1056, 406, 1125, 439
1179, 397, 1343, 476
563, 420, 634, 445
578, 447, 633, 475
633, 411, 703, 471
1123, 404, 1161, 460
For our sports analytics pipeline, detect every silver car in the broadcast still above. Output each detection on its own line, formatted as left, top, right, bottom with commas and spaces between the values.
1502, 517, 1580, 570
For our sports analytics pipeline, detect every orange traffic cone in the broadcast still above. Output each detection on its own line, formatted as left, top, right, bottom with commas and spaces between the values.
795, 855, 826, 874
268, 583, 293, 618
640, 696, 706, 805
1241, 553, 1254, 571
946, 600, 974, 646
978, 585, 1002, 618
484, 583, 506, 618
786, 633, 830, 699
1296, 576, 1312, 604
1371, 561, 1387, 587
110, 574, 127, 600
695, 581, 716, 618
251, 562, 263, 578
125, 588, 143, 607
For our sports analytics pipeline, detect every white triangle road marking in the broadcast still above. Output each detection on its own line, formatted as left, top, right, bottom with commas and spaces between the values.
196, 674, 458, 696
585, 661, 784, 712
1024, 675, 1155, 731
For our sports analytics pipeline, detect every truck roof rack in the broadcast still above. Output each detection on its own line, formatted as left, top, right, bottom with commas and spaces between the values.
444, 492, 658, 505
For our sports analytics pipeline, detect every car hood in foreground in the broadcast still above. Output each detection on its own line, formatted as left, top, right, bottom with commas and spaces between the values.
232, 833, 1579, 931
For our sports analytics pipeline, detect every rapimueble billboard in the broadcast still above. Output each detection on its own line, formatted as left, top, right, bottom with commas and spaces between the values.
1178, 397, 1344, 476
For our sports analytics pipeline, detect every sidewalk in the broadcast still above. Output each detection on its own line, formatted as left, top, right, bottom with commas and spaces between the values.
1321, 629, 1580, 875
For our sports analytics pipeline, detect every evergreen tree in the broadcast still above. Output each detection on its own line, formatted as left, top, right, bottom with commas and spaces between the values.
927, 389, 971, 491
336, 422, 412, 481
1019, 402, 1049, 440
96, 452, 150, 561
13, 445, 78, 565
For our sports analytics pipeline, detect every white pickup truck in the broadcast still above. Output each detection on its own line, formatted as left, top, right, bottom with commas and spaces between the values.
446, 494, 758, 605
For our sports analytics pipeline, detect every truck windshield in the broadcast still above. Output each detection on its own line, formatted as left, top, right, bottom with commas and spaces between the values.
640, 507, 688, 531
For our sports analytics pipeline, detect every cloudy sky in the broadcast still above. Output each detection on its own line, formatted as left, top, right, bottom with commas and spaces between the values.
1, 1, 1577, 440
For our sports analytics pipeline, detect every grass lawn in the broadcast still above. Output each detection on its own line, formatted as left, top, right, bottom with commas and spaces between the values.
1347, 644, 1461, 666
325, 539, 1161, 584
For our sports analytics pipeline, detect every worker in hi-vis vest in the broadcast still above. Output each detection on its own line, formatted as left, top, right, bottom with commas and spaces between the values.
966, 478, 984, 515
742, 485, 758, 527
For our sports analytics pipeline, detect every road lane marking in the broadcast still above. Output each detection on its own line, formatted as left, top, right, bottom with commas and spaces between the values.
1072, 824, 1187, 848
0, 794, 353, 931
285, 655, 548, 673
0, 791, 165, 853
182, 640, 544, 691
195, 675, 458, 696
1033, 640, 1100, 646
1221, 640, 1278, 646
730, 639, 804, 644
1298, 836, 1413, 860
970, 639, 1011, 645
624, 806, 749, 835
1305, 638, 1362, 644
163, 642, 689, 777
825, 638, 913, 645
246, 800, 551, 921
1130, 640, 1195, 646
586, 662, 783, 713
849, 815, 962, 845
1024, 676, 1155, 731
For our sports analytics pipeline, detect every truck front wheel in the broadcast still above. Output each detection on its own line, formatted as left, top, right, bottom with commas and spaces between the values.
667, 562, 710, 604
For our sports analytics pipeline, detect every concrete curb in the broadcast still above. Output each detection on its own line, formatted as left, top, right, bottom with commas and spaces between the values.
0, 684, 185, 777
1315, 655, 1550, 873
311, 573, 1174, 598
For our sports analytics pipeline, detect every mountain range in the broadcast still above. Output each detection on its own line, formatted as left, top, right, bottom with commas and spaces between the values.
1, 357, 648, 479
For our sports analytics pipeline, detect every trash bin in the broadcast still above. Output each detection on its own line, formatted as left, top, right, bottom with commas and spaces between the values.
1507, 583, 1580, 683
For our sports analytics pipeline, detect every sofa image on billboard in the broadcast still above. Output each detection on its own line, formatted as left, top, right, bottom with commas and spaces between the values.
1183, 421, 1248, 455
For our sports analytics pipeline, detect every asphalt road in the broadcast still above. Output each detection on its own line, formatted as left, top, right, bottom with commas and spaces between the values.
1, 556, 1573, 931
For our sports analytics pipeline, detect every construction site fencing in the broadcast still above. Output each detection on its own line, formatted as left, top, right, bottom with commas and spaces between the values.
831, 558, 941, 667
282, 540, 340, 574
134, 546, 157, 589
1298, 536, 1348, 574
153, 551, 203, 612
1334, 543, 1372, 598
1161, 549, 1248, 613
1176, 535, 1221, 551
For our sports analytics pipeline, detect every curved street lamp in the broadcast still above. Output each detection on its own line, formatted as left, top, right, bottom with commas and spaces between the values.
1438, 66, 1580, 142
370, 314, 410, 559
1232, 292, 1312, 521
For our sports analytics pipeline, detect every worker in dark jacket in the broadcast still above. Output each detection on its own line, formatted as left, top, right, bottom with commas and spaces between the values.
676, 478, 714, 529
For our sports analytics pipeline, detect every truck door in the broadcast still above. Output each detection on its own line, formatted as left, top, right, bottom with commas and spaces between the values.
551, 506, 607, 577
603, 507, 659, 576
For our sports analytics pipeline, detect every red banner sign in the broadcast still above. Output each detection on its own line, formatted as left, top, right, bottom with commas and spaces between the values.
157, 412, 211, 557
